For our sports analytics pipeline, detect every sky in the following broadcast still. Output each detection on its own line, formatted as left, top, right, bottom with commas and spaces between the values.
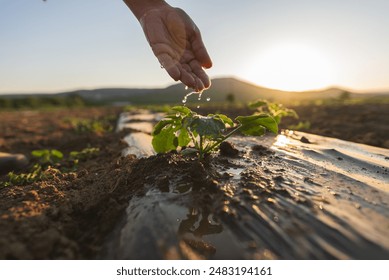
1, 0, 389, 94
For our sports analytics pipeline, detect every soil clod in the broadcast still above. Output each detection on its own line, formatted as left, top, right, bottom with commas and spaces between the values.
219, 141, 239, 157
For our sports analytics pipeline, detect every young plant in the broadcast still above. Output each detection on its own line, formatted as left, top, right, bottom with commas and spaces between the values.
249, 99, 298, 124
69, 147, 99, 161
0, 147, 100, 187
152, 106, 278, 159
31, 149, 64, 167
3, 164, 51, 187
64, 117, 113, 134
69, 147, 100, 165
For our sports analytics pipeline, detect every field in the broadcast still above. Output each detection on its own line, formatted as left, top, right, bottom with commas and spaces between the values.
0, 102, 388, 259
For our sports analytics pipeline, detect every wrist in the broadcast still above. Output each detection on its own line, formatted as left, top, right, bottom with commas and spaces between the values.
123, 0, 170, 20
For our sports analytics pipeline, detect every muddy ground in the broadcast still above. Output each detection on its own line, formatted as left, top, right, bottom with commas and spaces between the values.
0, 103, 388, 259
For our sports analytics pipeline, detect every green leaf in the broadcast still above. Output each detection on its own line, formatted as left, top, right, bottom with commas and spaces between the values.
152, 119, 174, 136
236, 114, 278, 136
171, 106, 192, 116
177, 127, 191, 147
152, 126, 177, 153
31, 150, 47, 158
51, 149, 63, 160
210, 114, 234, 127
189, 115, 225, 138
249, 99, 268, 109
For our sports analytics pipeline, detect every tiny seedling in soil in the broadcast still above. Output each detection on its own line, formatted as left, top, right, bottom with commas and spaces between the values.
152, 104, 280, 160
31, 149, 64, 167
69, 147, 100, 166
0, 147, 99, 187
249, 99, 298, 124
64, 117, 113, 134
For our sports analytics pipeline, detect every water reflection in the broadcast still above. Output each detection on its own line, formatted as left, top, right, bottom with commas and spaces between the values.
177, 207, 223, 258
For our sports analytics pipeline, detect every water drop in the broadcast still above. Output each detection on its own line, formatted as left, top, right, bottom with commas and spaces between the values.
197, 105, 200, 109
160, 64, 164, 69
206, 97, 211, 102
197, 91, 203, 101
182, 91, 195, 104
185, 86, 188, 90
172, 125, 176, 129
176, 113, 180, 117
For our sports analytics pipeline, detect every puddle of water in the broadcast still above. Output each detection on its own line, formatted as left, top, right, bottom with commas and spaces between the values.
225, 167, 244, 180
122, 132, 155, 158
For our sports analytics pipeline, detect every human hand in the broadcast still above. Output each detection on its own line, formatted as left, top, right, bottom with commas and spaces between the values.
139, 6, 212, 91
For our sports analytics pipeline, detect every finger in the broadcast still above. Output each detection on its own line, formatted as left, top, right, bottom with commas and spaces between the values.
177, 64, 196, 88
158, 53, 181, 81
194, 77, 205, 92
191, 30, 212, 69
189, 60, 211, 89
182, 63, 205, 91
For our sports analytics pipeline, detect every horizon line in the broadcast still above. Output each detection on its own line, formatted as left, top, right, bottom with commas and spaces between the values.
1, 76, 388, 96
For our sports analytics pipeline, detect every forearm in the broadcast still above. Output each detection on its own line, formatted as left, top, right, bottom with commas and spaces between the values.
123, 0, 170, 20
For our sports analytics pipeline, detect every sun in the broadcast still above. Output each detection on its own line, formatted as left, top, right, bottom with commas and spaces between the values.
245, 43, 335, 91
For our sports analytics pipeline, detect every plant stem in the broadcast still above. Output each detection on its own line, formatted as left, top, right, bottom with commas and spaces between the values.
199, 136, 204, 159
203, 124, 242, 154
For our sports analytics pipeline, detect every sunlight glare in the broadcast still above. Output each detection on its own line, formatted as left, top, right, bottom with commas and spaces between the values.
246, 43, 335, 91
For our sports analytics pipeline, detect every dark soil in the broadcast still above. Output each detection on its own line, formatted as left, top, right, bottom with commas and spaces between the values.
0, 108, 139, 259
0, 103, 388, 259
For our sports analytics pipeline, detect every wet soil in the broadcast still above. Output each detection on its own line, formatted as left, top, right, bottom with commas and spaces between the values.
0, 105, 388, 259
103, 136, 389, 260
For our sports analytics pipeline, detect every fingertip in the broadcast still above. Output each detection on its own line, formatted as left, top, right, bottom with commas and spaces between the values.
202, 59, 213, 69
202, 76, 211, 89
192, 33, 213, 69
180, 68, 196, 89
195, 77, 205, 92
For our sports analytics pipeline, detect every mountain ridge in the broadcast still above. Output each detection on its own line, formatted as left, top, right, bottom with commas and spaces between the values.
1, 77, 388, 104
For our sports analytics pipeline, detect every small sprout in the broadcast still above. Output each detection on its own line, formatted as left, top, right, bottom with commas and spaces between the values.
249, 99, 298, 124
0, 147, 100, 187
31, 149, 63, 166
64, 117, 113, 134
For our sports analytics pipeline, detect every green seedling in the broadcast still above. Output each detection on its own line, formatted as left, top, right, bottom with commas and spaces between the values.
69, 147, 100, 165
288, 121, 311, 131
152, 106, 278, 160
1, 147, 100, 187
249, 99, 298, 124
3, 164, 49, 187
65, 118, 113, 134
31, 149, 63, 166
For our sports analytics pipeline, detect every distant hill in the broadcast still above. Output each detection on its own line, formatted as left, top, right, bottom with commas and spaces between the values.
59, 77, 353, 104
2, 77, 388, 105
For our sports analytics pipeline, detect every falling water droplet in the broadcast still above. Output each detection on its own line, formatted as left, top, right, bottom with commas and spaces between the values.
197, 105, 200, 109
206, 97, 211, 102
185, 86, 188, 90
197, 91, 203, 101
182, 91, 196, 104
176, 113, 180, 117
